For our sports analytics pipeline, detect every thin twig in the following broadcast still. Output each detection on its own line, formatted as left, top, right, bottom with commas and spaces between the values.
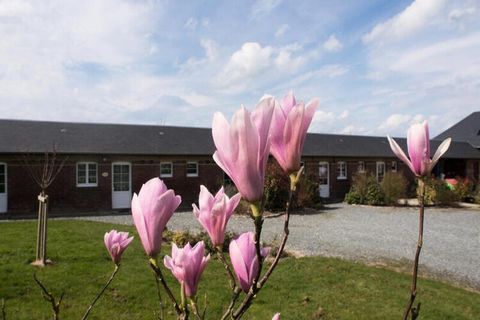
154, 273, 165, 320
189, 298, 202, 320
149, 258, 183, 317
1, 298, 6, 320
81, 265, 119, 320
402, 178, 425, 320
216, 247, 237, 291
232, 167, 303, 319
220, 288, 241, 320
33, 273, 64, 320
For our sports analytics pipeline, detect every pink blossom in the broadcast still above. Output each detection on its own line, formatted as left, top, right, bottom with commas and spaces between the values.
387, 121, 451, 177
132, 178, 181, 257
193, 185, 241, 247
104, 230, 133, 265
272, 313, 281, 320
212, 97, 275, 202
229, 232, 270, 292
270, 92, 319, 174
164, 241, 210, 298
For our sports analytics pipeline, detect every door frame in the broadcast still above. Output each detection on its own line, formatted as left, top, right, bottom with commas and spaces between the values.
111, 162, 132, 209
318, 161, 330, 198
0, 162, 7, 213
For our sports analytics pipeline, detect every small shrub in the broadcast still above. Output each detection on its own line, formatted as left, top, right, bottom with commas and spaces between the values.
295, 174, 322, 209
344, 190, 361, 204
164, 229, 238, 253
451, 178, 472, 201
264, 162, 290, 211
380, 172, 407, 206
365, 180, 384, 205
345, 173, 384, 205
421, 178, 459, 206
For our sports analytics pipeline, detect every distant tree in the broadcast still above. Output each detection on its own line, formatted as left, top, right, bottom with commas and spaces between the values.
23, 145, 67, 266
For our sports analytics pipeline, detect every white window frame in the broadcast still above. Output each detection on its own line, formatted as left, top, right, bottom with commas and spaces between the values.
186, 161, 199, 177
358, 161, 365, 173
76, 162, 98, 187
391, 161, 397, 172
160, 162, 173, 178
376, 161, 386, 182
337, 161, 347, 180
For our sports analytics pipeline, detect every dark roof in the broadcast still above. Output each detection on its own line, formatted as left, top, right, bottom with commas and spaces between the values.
435, 112, 480, 148
0, 119, 479, 159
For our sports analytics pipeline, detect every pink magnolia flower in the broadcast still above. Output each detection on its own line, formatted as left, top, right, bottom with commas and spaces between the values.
132, 178, 181, 257
164, 241, 210, 298
270, 92, 319, 174
212, 97, 275, 202
104, 230, 134, 265
387, 121, 451, 177
229, 232, 270, 293
272, 313, 281, 320
193, 185, 241, 247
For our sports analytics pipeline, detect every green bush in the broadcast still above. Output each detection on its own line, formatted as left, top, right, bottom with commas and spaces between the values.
366, 180, 384, 205
164, 229, 238, 253
451, 178, 472, 201
380, 172, 407, 206
344, 190, 361, 204
421, 178, 459, 206
264, 162, 290, 211
295, 174, 322, 209
344, 173, 384, 205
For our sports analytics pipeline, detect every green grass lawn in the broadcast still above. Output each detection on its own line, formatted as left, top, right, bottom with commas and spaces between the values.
0, 220, 479, 319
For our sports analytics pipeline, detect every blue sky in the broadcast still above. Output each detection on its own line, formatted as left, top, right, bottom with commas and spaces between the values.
0, 0, 479, 137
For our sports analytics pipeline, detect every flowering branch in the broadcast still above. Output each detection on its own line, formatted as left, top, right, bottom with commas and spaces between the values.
402, 178, 426, 320
232, 167, 302, 319
149, 258, 182, 317
81, 265, 119, 320
33, 273, 64, 320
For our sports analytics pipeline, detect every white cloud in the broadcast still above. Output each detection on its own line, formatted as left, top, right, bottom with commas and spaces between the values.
251, 0, 283, 19
275, 24, 289, 37
338, 110, 349, 119
363, 0, 447, 43
378, 114, 411, 131
323, 34, 343, 52
216, 42, 307, 92
184, 17, 198, 30
0, 0, 32, 17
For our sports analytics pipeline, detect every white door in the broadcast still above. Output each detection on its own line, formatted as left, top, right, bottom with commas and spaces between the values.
0, 163, 6, 213
376, 161, 386, 183
318, 162, 329, 198
112, 162, 131, 209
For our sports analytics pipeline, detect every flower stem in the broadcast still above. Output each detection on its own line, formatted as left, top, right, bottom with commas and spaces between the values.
232, 167, 303, 319
149, 257, 182, 317
154, 273, 165, 319
402, 178, 425, 320
81, 265, 119, 320
33, 273, 64, 320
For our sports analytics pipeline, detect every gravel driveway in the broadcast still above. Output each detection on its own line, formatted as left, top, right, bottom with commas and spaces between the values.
72, 203, 480, 290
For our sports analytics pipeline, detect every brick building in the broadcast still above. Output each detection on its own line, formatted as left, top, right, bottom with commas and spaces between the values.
0, 117, 479, 214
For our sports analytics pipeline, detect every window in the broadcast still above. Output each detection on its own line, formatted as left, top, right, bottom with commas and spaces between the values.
358, 161, 365, 173
337, 161, 347, 180
391, 161, 397, 172
160, 162, 173, 178
112, 164, 130, 191
377, 162, 386, 182
186, 162, 198, 177
77, 162, 97, 187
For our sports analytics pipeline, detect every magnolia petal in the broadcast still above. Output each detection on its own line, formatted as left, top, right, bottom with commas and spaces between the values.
387, 135, 416, 174
429, 138, 452, 172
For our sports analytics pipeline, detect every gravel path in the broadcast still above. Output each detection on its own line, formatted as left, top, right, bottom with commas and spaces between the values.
71, 203, 480, 290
